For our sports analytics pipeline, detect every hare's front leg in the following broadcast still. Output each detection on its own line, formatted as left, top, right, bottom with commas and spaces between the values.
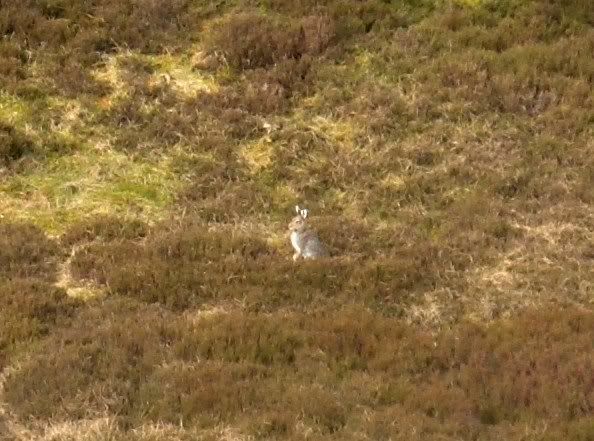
293, 251, 301, 261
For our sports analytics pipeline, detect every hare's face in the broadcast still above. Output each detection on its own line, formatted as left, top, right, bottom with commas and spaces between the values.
289, 215, 306, 232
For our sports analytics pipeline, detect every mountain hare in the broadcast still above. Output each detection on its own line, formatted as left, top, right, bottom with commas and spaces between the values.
288, 205, 328, 261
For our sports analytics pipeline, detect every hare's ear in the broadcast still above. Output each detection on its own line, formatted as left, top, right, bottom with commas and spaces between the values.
295, 205, 301, 214
300, 209, 309, 219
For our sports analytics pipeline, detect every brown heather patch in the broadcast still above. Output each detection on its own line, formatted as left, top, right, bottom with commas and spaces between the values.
202, 12, 305, 71
0, 279, 79, 371
0, 39, 28, 94
60, 215, 148, 248
0, 222, 62, 282
2, 303, 593, 439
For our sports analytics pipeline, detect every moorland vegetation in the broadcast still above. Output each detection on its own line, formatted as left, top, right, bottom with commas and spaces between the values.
0, 0, 593, 439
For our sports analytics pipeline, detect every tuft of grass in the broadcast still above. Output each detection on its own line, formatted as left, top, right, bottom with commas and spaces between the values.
202, 11, 336, 71
0, 93, 37, 128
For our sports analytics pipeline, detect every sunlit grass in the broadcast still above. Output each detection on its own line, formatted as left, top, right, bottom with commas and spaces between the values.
239, 138, 275, 173
0, 92, 35, 124
153, 50, 220, 95
0, 146, 182, 234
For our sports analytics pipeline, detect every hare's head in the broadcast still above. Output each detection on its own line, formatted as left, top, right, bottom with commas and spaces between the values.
289, 205, 309, 232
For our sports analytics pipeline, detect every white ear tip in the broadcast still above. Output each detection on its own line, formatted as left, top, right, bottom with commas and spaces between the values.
295, 205, 300, 213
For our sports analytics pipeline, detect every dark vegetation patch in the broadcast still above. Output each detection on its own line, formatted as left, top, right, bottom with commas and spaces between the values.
60, 215, 149, 247
0, 279, 79, 370
176, 164, 260, 223
0, 121, 79, 170
0, 0, 196, 53
0, 225, 73, 373
202, 12, 336, 70
0, 222, 62, 282
0, 122, 35, 167
0, 39, 28, 91
3, 298, 181, 422
4, 304, 593, 438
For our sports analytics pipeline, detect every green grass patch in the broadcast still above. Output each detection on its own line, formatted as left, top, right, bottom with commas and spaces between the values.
1, 146, 183, 234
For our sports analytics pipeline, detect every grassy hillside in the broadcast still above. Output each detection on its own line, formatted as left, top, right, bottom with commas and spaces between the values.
1, 0, 593, 439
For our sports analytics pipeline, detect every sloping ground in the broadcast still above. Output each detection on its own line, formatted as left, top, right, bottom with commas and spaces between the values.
0, 0, 593, 439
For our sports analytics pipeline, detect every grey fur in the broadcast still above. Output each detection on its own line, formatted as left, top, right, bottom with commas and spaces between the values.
289, 206, 328, 261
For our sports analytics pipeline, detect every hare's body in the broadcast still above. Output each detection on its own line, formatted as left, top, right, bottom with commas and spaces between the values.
289, 206, 328, 260
290, 229, 327, 259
